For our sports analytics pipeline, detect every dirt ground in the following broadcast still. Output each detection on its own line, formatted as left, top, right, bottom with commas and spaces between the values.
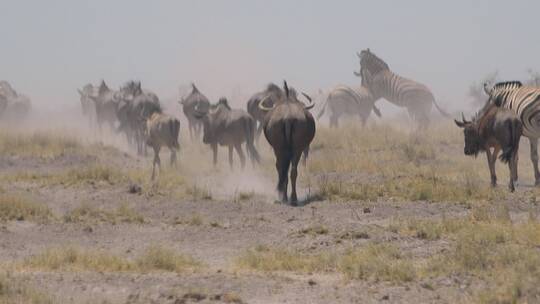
1, 112, 539, 304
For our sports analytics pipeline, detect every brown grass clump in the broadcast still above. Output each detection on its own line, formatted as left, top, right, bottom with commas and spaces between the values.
0, 131, 81, 159
63, 202, 144, 224
15, 246, 202, 274
235, 243, 414, 283
0, 194, 52, 222
0, 272, 53, 304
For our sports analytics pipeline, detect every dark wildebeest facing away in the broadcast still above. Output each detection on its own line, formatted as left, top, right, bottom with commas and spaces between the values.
87, 80, 118, 133
260, 81, 316, 204
179, 84, 210, 140
194, 97, 260, 169
246, 83, 283, 143
116, 81, 162, 155
317, 85, 381, 127
455, 102, 522, 192
146, 112, 180, 180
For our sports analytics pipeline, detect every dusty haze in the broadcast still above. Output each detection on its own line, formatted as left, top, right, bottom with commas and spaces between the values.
1, 0, 540, 115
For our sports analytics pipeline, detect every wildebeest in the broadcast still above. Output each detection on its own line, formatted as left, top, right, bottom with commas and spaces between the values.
317, 85, 381, 127
259, 81, 316, 204
246, 83, 283, 142
146, 112, 180, 180
77, 83, 98, 129
115, 81, 162, 155
0, 81, 31, 122
86, 80, 119, 132
455, 102, 522, 192
483, 81, 540, 185
179, 84, 210, 140
194, 97, 260, 169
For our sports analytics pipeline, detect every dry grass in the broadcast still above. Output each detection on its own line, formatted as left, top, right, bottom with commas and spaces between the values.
63, 202, 144, 224
14, 245, 202, 274
310, 123, 515, 203
0, 131, 81, 159
234, 243, 414, 283
0, 272, 53, 304
0, 194, 52, 222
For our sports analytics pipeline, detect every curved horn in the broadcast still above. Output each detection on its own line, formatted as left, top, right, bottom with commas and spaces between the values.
301, 92, 315, 110
483, 82, 492, 95
258, 95, 275, 112
461, 112, 470, 124
356, 51, 361, 58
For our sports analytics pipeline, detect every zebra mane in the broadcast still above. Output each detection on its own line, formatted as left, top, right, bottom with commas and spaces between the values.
360, 49, 390, 75
493, 81, 522, 91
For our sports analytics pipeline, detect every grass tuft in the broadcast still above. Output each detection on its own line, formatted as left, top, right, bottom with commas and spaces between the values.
0, 194, 52, 222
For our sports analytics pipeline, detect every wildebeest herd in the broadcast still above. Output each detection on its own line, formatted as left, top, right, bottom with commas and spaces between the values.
6, 48, 539, 202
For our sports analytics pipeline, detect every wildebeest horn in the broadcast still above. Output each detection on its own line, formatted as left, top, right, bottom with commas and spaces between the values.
258, 95, 275, 111
461, 112, 470, 124
301, 92, 315, 110
356, 51, 361, 58
483, 82, 492, 95
353, 70, 361, 77
283, 80, 289, 98
77, 89, 83, 96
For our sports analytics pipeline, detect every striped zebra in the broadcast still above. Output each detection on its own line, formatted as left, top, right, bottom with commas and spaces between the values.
354, 49, 449, 127
484, 81, 540, 185
317, 85, 381, 128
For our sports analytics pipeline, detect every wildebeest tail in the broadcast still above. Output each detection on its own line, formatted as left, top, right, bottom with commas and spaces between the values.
499, 120, 522, 163
171, 119, 180, 149
245, 118, 261, 163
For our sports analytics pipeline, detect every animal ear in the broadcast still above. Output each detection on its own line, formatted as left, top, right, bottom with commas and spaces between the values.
77, 89, 83, 96
454, 119, 465, 128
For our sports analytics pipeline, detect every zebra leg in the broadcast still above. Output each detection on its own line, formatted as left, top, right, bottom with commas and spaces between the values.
529, 138, 540, 185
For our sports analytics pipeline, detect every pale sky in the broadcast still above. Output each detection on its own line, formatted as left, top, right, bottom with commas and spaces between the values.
1, 0, 539, 112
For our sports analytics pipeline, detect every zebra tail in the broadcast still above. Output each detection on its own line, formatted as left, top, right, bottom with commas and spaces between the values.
432, 99, 451, 118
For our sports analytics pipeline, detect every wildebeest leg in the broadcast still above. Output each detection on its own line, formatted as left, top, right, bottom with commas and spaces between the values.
255, 122, 264, 145
188, 121, 194, 140
228, 145, 234, 169
508, 156, 516, 192
529, 138, 540, 185
302, 147, 309, 167
491, 147, 501, 187
512, 152, 518, 183
151, 145, 161, 180
290, 152, 303, 205
485, 149, 496, 187
212, 143, 218, 167
276, 154, 291, 202
170, 147, 177, 168
235, 144, 246, 169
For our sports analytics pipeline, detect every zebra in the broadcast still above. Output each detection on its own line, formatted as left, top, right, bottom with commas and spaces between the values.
317, 85, 381, 128
483, 81, 540, 185
354, 48, 449, 127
